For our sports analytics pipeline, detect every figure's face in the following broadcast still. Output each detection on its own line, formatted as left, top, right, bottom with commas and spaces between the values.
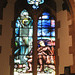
51, 46, 54, 50
39, 41, 45, 46
22, 18, 29, 25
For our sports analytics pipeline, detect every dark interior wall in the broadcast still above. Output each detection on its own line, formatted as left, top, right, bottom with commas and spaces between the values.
0, 0, 7, 19
0, 0, 15, 75
0, 0, 75, 75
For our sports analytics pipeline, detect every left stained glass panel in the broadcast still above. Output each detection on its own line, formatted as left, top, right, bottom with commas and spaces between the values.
14, 9, 33, 75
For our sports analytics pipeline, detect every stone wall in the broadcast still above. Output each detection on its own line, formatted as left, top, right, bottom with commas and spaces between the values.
57, 10, 73, 74
0, 1, 14, 75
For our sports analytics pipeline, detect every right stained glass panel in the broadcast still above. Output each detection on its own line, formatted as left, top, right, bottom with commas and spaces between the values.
37, 12, 56, 75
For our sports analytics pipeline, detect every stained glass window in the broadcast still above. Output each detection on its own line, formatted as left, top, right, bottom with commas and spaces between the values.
37, 12, 56, 75
14, 9, 33, 75
14, 9, 56, 75
27, 0, 44, 9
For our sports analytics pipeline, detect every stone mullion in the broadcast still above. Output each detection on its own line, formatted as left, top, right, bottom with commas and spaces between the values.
33, 15, 38, 75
